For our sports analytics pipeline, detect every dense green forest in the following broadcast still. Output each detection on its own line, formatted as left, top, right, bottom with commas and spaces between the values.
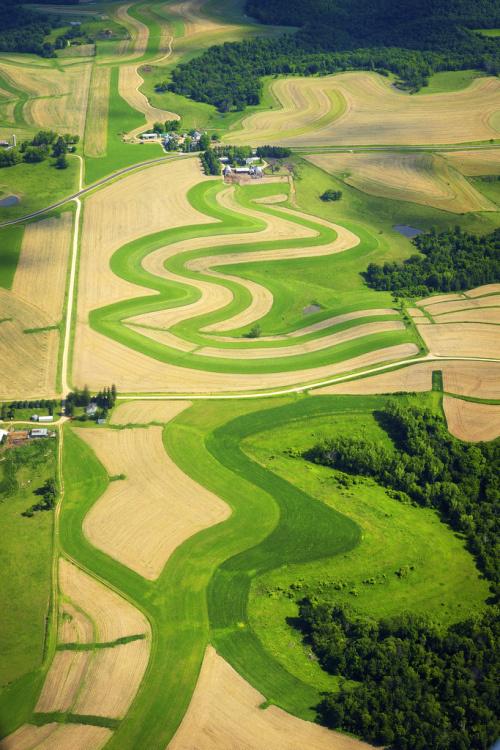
307, 401, 499, 595
168, 0, 500, 111
299, 600, 499, 749
0, 1, 60, 56
302, 402, 500, 748
364, 227, 500, 297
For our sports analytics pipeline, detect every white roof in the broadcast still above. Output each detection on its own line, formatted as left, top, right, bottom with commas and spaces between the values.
0, 429, 8, 440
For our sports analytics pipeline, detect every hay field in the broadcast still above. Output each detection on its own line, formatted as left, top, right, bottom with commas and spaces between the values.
114, 3, 149, 58
59, 602, 93, 645
73, 325, 417, 392
444, 396, 500, 442
306, 152, 495, 213
0, 289, 58, 399
59, 558, 150, 642
76, 158, 208, 317
118, 64, 178, 140
35, 649, 91, 712
12, 212, 72, 323
0, 723, 112, 750
423, 294, 500, 316
433, 308, 500, 324
417, 323, 500, 358
0, 62, 92, 137
84, 67, 110, 158
442, 148, 500, 176
314, 362, 434, 394
441, 361, 500, 399
77, 426, 229, 579
465, 283, 500, 297
72, 639, 150, 718
111, 399, 191, 424
228, 72, 500, 147
197, 321, 405, 360
170, 646, 373, 750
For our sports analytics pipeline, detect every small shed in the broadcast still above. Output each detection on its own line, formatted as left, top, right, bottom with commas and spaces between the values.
30, 428, 49, 439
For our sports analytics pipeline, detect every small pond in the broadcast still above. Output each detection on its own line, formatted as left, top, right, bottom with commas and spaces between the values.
393, 224, 422, 239
0, 195, 20, 207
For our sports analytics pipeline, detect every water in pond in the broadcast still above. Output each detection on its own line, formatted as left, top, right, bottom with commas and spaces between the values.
0, 195, 20, 207
393, 224, 422, 239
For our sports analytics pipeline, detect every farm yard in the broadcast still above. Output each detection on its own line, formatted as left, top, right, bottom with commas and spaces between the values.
1, 0, 500, 749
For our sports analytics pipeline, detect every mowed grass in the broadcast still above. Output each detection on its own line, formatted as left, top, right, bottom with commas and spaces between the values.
417, 69, 484, 95
89, 178, 418, 372
0, 157, 80, 221
0, 224, 24, 288
244, 401, 489, 692
0, 440, 56, 734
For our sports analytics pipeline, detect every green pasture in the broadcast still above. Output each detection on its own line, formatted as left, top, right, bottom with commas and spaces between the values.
0, 439, 56, 733
473, 176, 500, 206
244, 402, 489, 690
0, 157, 80, 221
417, 69, 484, 95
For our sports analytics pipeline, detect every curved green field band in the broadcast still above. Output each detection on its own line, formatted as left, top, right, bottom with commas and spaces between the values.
55, 396, 367, 749
88, 179, 414, 376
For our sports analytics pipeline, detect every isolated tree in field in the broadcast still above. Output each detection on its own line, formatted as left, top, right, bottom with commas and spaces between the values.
320, 189, 342, 201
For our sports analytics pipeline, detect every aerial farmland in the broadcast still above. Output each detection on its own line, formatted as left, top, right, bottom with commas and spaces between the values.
0, 1, 499, 749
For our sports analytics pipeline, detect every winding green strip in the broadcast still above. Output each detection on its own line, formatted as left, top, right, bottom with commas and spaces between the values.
89, 180, 415, 374
56, 634, 146, 651
55, 396, 370, 748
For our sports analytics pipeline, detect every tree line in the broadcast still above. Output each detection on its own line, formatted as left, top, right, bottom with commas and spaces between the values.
299, 599, 499, 749
0, 130, 79, 170
364, 227, 500, 297
307, 401, 499, 595
166, 0, 500, 111
300, 401, 499, 748
0, 0, 61, 57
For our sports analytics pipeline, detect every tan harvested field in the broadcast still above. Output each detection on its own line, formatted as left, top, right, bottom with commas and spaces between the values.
441, 360, 500, 399
444, 396, 500, 442
59, 601, 93, 645
73, 639, 150, 718
170, 646, 374, 750
59, 558, 150, 642
73, 327, 418, 392
0, 61, 91, 136
228, 73, 500, 147
0, 289, 58, 399
313, 362, 434, 394
84, 67, 111, 158
408, 307, 426, 318
433, 308, 500, 324
35, 650, 91, 712
77, 426, 229, 579
114, 3, 149, 58
442, 148, 500, 176
118, 65, 178, 140
111, 399, 192, 424
423, 295, 500, 316
21, 64, 90, 136
76, 158, 209, 319
465, 283, 500, 298
418, 323, 500, 358
12, 212, 72, 323
416, 292, 465, 306
306, 152, 495, 213
197, 321, 405, 360
0, 723, 112, 750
